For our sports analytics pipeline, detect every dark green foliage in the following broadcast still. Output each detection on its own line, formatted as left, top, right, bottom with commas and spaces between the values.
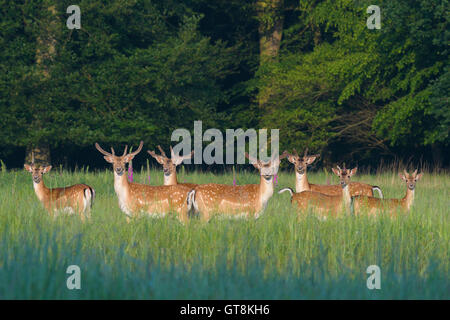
256, 0, 448, 163
0, 0, 448, 167
0, 0, 237, 154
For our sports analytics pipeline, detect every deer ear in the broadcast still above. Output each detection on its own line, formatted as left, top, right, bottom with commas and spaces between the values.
104, 155, 114, 163
24, 164, 33, 173
42, 166, 52, 174
350, 167, 357, 176
305, 156, 317, 165
252, 162, 262, 170
122, 154, 135, 163
286, 154, 296, 164
331, 168, 340, 176
172, 156, 183, 166
415, 172, 423, 181
399, 173, 407, 181
246, 153, 261, 169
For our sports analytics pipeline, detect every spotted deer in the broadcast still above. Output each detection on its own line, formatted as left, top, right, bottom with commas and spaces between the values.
189, 151, 287, 221
352, 169, 423, 217
24, 157, 95, 221
286, 148, 383, 198
147, 145, 196, 188
95, 141, 192, 223
278, 166, 356, 219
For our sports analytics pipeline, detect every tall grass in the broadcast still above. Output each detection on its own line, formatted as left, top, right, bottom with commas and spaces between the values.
0, 168, 448, 299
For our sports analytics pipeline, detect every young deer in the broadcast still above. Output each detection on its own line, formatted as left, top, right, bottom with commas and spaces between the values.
189, 152, 287, 221
95, 141, 192, 223
278, 166, 356, 219
24, 159, 95, 221
286, 148, 383, 198
352, 169, 423, 217
147, 145, 196, 188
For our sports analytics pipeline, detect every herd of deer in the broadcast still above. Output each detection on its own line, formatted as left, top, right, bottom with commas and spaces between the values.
24, 141, 423, 222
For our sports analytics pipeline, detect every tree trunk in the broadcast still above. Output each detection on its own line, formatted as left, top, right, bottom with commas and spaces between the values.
256, 0, 284, 112
257, 0, 284, 64
26, 4, 58, 165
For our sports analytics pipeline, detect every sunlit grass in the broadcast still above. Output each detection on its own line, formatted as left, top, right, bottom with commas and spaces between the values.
0, 167, 448, 299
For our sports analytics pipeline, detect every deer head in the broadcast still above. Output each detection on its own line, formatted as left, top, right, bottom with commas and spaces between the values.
95, 141, 143, 176
286, 148, 319, 174
24, 153, 52, 183
332, 165, 357, 188
147, 146, 194, 177
245, 151, 287, 181
399, 169, 423, 190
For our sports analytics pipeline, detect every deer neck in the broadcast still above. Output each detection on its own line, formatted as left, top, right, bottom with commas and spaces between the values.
295, 171, 310, 193
164, 172, 178, 185
403, 187, 415, 210
258, 176, 274, 210
33, 179, 49, 202
342, 183, 352, 212
114, 171, 130, 199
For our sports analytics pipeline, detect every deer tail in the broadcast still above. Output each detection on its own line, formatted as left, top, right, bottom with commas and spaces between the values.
278, 187, 294, 198
372, 186, 383, 198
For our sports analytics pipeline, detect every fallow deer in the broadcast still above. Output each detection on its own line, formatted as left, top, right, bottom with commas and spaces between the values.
278, 166, 356, 219
189, 151, 287, 221
95, 141, 192, 223
147, 145, 196, 188
24, 157, 95, 221
286, 148, 383, 198
352, 169, 423, 217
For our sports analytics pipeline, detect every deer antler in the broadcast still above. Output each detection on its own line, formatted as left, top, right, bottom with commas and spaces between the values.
122, 145, 128, 156
292, 148, 299, 158
158, 145, 167, 158
170, 147, 194, 165
95, 143, 113, 156
31, 151, 35, 165
279, 150, 288, 160
304, 148, 308, 157
127, 141, 143, 157
403, 169, 409, 178
245, 152, 260, 165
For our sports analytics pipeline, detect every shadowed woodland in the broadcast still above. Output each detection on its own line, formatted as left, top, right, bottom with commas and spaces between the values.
0, 0, 448, 170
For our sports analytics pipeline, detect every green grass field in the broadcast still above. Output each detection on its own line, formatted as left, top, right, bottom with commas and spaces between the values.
0, 166, 448, 299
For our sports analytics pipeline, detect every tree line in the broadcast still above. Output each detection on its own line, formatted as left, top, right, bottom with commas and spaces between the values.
0, 0, 448, 170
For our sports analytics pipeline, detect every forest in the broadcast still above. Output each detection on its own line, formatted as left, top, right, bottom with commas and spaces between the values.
0, 0, 448, 170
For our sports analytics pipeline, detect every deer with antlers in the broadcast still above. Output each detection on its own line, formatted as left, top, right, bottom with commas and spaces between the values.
95, 141, 193, 223
352, 169, 423, 217
278, 166, 356, 219
286, 148, 383, 198
147, 145, 196, 188
24, 154, 95, 221
189, 152, 287, 221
